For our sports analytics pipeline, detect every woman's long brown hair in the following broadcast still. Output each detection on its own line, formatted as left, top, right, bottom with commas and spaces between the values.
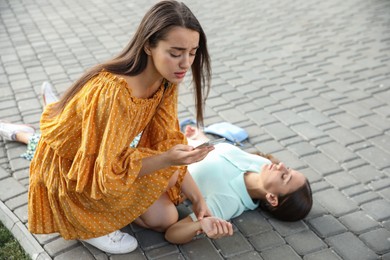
50, 1, 211, 126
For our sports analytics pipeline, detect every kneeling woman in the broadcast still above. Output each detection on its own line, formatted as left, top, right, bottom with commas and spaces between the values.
164, 126, 313, 244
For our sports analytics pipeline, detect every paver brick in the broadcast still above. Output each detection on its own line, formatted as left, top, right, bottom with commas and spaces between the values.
338, 211, 380, 235
134, 229, 168, 251
342, 184, 370, 197
213, 232, 253, 258
291, 123, 327, 141
268, 219, 308, 237
318, 142, 357, 163
350, 165, 384, 184
248, 231, 285, 251
4, 192, 27, 211
361, 199, 390, 222
232, 210, 272, 237
260, 245, 301, 260
359, 228, 390, 254
144, 244, 179, 259
324, 172, 359, 190
357, 146, 390, 170
326, 232, 378, 260
285, 230, 327, 256
0, 176, 27, 201
314, 189, 358, 217
308, 214, 347, 238
303, 249, 342, 260
43, 237, 79, 257
180, 238, 223, 260
325, 126, 363, 146
54, 245, 94, 260
302, 153, 342, 176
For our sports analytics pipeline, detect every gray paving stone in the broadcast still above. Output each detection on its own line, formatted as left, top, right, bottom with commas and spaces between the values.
314, 189, 358, 217
260, 245, 301, 260
298, 109, 332, 127
144, 244, 179, 259
268, 219, 308, 237
357, 146, 390, 170
338, 211, 380, 235
369, 178, 390, 191
361, 199, 390, 222
302, 153, 342, 176
353, 125, 382, 140
213, 231, 253, 258
4, 191, 27, 211
325, 126, 363, 146
369, 134, 390, 154
291, 123, 327, 141
310, 181, 332, 193
359, 228, 390, 254
0, 166, 10, 180
350, 165, 385, 184
0, 176, 27, 201
300, 167, 323, 183
9, 157, 30, 172
227, 251, 263, 260
325, 172, 359, 190
308, 214, 347, 238
262, 122, 298, 141
362, 114, 390, 132
248, 230, 285, 251
352, 191, 381, 206
232, 210, 272, 237
342, 184, 370, 197
180, 238, 223, 260
53, 245, 94, 260
318, 142, 357, 163
247, 110, 278, 127
44, 237, 79, 257
273, 110, 305, 126
134, 229, 168, 251
326, 232, 378, 260
109, 248, 147, 260
285, 230, 327, 256
303, 249, 342, 260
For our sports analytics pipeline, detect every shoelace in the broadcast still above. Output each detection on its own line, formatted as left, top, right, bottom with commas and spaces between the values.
107, 231, 125, 243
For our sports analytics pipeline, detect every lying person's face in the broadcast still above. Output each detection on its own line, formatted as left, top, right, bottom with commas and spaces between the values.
260, 162, 306, 196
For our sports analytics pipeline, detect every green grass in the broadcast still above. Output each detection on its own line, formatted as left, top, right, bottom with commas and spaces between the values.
0, 221, 30, 260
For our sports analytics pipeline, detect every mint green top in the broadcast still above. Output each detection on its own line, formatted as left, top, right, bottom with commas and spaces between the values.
188, 143, 271, 220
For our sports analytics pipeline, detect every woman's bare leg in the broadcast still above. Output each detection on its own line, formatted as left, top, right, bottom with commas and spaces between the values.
134, 170, 181, 232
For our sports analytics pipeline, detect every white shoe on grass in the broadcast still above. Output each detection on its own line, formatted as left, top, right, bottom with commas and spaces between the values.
0, 121, 35, 141
81, 230, 138, 254
41, 81, 59, 107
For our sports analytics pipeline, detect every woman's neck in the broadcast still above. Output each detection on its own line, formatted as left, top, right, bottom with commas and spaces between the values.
123, 57, 163, 99
244, 172, 266, 200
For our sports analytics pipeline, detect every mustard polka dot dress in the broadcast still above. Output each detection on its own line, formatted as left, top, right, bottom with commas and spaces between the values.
28, 71, 187, 240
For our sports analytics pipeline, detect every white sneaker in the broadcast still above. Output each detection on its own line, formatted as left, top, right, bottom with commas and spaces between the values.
41, 81, 59, 107
81, 230, 138, 254
0, 121, 35, 141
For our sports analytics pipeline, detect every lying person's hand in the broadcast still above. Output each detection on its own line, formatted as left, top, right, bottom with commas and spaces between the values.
199, 217, 233, 239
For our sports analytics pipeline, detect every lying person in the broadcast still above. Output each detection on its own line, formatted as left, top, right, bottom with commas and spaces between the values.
164, 125, 313, 244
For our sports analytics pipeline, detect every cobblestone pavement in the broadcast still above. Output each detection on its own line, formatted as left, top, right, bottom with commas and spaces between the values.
1, 0, 390, 259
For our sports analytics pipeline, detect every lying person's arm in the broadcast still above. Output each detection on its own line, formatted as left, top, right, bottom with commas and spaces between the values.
165, 214, 233, 244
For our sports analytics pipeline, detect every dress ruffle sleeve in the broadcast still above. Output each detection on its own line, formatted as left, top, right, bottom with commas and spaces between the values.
64, 75, 161, 200
138, 83, 188, 204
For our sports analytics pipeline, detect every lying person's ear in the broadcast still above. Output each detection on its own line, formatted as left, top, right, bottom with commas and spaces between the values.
265, 193, 279, 207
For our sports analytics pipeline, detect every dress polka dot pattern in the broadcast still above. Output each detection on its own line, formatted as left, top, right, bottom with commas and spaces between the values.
28, 71, 187, 240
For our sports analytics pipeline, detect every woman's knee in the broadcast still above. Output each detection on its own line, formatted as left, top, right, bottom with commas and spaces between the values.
138, 193, 179, 232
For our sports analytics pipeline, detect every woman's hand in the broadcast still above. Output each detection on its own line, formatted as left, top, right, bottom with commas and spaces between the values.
164, 144, 214, 166
199, 217, 233, 239
191, 196, 212, 220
